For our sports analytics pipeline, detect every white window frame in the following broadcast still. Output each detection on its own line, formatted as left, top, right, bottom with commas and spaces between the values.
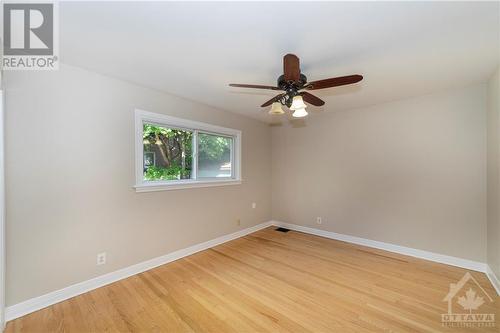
134, 109, 242, 192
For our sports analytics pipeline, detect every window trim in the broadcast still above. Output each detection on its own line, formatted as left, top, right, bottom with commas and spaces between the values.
134, 109, 242, 192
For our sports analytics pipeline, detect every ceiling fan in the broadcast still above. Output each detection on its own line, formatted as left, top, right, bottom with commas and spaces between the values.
229, 54, 363, 118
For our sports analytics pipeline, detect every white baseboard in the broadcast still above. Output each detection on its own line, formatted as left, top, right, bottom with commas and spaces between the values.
486, 265, 500, 296
5, 221, 273, 322
271, 221, 488, 273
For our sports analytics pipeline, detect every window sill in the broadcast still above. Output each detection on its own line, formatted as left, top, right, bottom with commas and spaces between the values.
134, 179, 242, 192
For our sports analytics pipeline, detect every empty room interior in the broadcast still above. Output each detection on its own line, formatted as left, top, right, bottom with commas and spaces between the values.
0, 1, 500, 332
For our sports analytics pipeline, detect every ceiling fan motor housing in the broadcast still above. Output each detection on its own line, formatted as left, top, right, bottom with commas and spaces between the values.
277, 74, 307, 107
277, 74, 307, 89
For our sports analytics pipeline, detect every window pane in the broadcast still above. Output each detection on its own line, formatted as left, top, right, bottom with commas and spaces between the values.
143, 123, 193, 181
198, 133, 232, 178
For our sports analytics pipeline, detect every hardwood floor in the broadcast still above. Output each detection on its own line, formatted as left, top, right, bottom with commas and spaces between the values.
6, 227, 499, 332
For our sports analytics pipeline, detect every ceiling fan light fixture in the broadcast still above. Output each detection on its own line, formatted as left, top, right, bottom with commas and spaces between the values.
290, 95, 307, 110
292, 108, 308, 118
269, 102, 285, 115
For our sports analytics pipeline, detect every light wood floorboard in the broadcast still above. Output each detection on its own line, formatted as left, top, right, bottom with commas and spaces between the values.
5, 227, 499, 332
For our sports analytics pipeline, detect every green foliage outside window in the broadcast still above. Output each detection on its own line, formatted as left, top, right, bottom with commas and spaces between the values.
144, 165, 190, 181
143, 124, 193, 180
198, 133, 231, 164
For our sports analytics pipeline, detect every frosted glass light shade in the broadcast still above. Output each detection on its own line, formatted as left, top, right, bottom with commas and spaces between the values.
269, 102, 285, 115
290, 95, 307, 110
292, 108, 308, 118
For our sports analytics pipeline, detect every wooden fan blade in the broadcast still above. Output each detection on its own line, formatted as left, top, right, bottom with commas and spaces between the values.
261, 93, 286, 107
301, 92, 325, 106
283, 54, 300, 82
305, 75, 363, 90
229, 83, 280, 90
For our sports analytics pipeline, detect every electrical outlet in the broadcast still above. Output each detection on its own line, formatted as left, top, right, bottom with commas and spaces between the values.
316, 217, 322, 225
237, 219, 241, 226
252, 202, 256, 209
97, 252, 106, 265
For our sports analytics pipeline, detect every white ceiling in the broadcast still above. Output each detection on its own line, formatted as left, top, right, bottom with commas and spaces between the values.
60, 1, 500, 122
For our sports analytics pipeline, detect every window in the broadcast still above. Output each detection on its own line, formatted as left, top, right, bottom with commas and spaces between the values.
198, 133, 233, 178
143, 125, 194, 181
135, 110, 241, 191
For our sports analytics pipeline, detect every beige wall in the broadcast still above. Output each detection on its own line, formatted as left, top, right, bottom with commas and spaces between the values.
272, 84, 487, 262
4, 64, 272, 306
487, 67, 500, 277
